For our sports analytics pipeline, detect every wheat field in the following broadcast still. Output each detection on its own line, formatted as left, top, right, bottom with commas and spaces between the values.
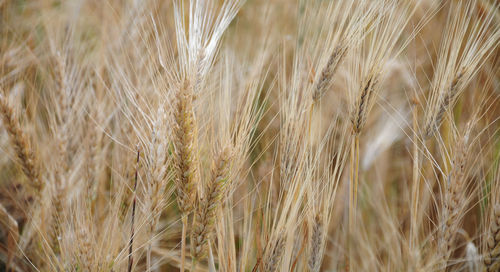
0, 0, 499, 271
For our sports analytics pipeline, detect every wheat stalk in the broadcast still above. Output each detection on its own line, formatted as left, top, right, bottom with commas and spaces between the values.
128, 148, 140, 272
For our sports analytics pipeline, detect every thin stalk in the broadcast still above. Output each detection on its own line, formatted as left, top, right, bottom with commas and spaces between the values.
410, 104, 420, 248
350, 134, 360, 225
208, 241, 216, 272
147, 243, 152, 272
181, 215, 188, 272
348, 133, 360, 272
349, 136, 355, 229
191, 257, 198, 272
354, 134, 359, 212
308, 103, 315, 143
291, 226, 307, 272
128, 148, 140, 272
348, 134, 355, 272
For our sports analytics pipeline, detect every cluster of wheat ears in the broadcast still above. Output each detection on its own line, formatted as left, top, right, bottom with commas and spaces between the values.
0, 0, 499, 271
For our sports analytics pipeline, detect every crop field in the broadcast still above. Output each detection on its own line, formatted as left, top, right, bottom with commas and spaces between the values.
0, 0, 499, 271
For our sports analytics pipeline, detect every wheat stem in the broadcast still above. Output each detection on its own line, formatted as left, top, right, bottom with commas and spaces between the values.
181, 215, 188, 272
410, 102, 420, 248
128, 148, 140, 272
354, 134, 359, 212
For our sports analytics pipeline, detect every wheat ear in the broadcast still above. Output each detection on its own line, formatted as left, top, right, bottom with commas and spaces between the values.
423, 72, 464, 138
351, 75, 379, 135
312, 43, 348, 103
262, 232, 286, 272
348, 74, 379, 234
172, 78, 199, 272
0, 93, 41, 192
484, 205, 500, 272
172, 79, 198, 214
191, 145, 233, 259
146, 112, 169, 271
439, 136, 468, 267
308, 214, 324, 272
